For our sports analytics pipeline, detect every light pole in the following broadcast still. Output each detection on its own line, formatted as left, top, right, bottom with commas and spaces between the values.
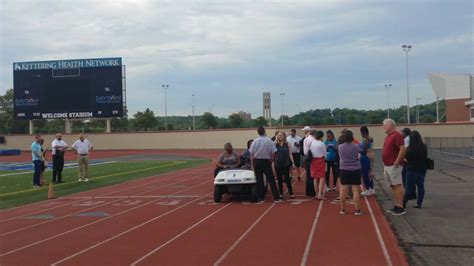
280, 93, 285, 127
192, 93, 196, 130
209, 104, 215, 114
296, 104, 302, 125
162, 84, 169, 131
402, 44, 412, 124
385, 84, 392, 118
416, 97, 421, 124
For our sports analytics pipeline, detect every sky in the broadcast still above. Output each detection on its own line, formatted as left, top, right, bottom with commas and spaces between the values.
0, 0, 472, 118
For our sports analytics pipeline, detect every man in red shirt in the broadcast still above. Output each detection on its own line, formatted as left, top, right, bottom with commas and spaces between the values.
382, 119, 406, 215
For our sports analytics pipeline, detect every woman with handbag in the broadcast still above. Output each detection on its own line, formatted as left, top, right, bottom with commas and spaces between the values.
403, 131, 428, 209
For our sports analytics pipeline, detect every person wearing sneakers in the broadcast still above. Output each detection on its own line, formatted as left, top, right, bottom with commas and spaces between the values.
51, 133, 68, 184
31, 134, 43, 188
309, 130, 326, 200
338, 130, 363, 216
360, 126, 375, 196
382, 119, 406, 216
274, 132, 295, 199
302, 126, 316, 197
249, 126, 282, 203
287, 129, 302, 181
324, 130, 338, 192
403, 131, 427, 209
72, 134, 93, 182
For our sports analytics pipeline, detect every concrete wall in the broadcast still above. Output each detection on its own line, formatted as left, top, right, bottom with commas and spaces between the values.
1, 123, 473, 151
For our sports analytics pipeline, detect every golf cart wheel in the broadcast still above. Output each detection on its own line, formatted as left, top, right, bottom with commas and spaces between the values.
214, 185, 223, 203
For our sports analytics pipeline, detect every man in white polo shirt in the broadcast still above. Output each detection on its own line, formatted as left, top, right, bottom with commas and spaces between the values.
287, 129, 302, 181
51, 133, 68, 183
72, 134, 93, 182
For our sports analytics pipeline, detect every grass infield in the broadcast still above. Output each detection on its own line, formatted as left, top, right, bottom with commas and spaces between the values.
0, 159, 209, 210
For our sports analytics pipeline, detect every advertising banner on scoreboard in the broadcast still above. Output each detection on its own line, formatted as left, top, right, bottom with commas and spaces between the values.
13, 57, 124, 120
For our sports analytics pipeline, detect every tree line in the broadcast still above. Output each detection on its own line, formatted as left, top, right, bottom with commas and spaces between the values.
0, 88, 445, 134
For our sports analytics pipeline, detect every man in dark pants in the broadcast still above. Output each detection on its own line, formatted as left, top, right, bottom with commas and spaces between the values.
51, 133, 68, 183
302, 126, 316, 197
249, 127, 282, 203
31, 135, 43, 188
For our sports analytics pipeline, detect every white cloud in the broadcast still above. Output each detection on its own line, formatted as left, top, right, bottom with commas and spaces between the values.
0, 0, 471, 117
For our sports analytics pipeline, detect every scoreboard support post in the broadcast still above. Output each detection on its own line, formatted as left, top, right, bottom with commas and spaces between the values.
106, 119, 111, 133
29, 120, 34, 135
65, 120, 72, 134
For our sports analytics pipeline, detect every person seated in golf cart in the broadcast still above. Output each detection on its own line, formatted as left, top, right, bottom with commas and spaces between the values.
214, 142, 241, 177
240, 139, 254, 170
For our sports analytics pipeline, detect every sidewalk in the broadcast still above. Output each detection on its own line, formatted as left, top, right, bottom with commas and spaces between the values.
373, 150, 474, 265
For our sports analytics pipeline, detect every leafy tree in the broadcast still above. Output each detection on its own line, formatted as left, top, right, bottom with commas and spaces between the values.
201, 112, 218, 129
302, 115, 313, 126
111, 117, 130, 132
228, 113, 243, 128
253, 116, 268, 127
322, 116, 336, 125
0, 89, 28, 134
132, 108, 157, 131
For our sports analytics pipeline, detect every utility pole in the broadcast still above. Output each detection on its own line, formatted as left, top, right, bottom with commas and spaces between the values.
192, 93, 196, 130
385, 84, 392, 118
162, 84, 169, 131
402, 44, 412, 124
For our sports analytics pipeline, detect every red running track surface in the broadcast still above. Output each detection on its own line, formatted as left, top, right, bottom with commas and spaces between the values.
0, 150, 407, 266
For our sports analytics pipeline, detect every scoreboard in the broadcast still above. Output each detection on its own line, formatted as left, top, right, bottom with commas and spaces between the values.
13, 57, 124, 120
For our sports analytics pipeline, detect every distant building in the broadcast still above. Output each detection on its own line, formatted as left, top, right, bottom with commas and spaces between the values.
237, 111, 251, 121
263, 92, 271, 126
429, 73, 473, 122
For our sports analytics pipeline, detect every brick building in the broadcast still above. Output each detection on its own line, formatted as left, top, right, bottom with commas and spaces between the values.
429, 73, 473, 122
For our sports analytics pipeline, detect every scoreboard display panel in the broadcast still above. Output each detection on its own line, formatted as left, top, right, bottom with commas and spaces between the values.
13, 57, 124, 120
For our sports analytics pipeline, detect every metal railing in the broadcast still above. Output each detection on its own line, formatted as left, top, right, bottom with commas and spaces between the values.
425, 137, 474, 158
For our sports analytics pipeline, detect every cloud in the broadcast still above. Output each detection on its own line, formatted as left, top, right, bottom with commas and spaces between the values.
0, 0, 472, 117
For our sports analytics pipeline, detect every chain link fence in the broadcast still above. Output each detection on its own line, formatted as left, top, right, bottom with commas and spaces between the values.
425, 137, 474, 158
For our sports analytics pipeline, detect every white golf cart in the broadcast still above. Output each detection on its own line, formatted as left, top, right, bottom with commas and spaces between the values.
213, 169, 258, 203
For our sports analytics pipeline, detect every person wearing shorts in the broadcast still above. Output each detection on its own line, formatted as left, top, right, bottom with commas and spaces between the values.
382, 119, 407, 216
338, 130, 362, 216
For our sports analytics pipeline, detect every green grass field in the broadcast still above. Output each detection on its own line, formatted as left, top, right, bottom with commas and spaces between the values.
0, 159, 209, 210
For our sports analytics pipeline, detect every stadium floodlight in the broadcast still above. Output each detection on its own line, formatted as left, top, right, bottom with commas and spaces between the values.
385, 84, 392, 118
162, 84, 169, 131
402, 44, 412, 124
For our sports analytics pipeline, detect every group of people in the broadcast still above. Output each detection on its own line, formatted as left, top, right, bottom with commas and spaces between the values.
215, 118, 429, 216
31, 133, 93, 187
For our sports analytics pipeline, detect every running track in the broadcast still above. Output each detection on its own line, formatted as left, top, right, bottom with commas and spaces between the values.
0, 150, 407, 265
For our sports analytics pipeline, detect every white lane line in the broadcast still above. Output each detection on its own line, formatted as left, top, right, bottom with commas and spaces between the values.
213, 177, 299, 265
0, 198, 161, 258
0, 198, 90, 224
300, 200, 324, 266
51, 192, 213, 266
0, 161, 117, 177
0, 178, 213, 258
0, 198, 124, 236
131, 203, 232, 266
213, 203, 276, 266
364, 196, 392, 266
0, 163, 210, 222
98, 167, 211, 197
